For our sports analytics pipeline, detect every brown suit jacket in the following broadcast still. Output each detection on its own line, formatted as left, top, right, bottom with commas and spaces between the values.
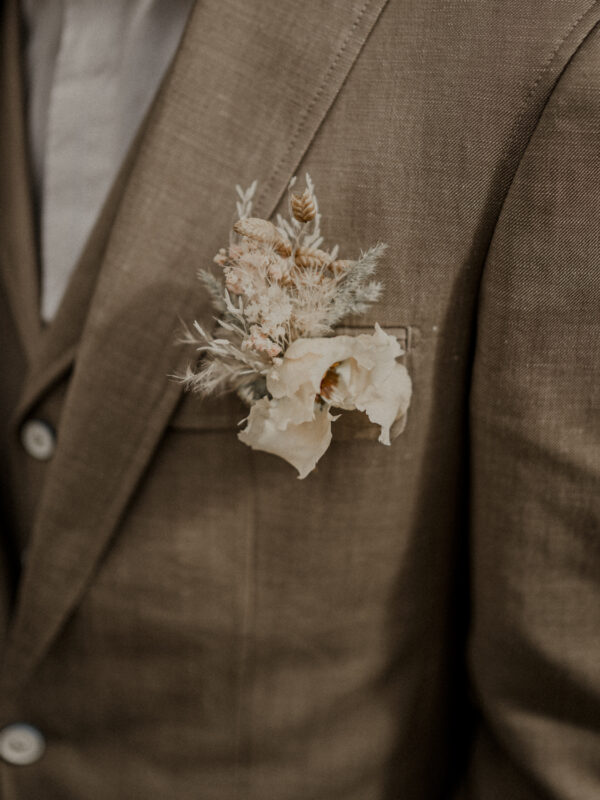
0, 0, 599, 797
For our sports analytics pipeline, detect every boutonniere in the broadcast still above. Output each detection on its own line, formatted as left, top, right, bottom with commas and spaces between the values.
182, 175, 412, 478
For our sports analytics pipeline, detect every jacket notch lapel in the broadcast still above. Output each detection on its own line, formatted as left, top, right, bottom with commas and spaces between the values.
2, 0, 390, 689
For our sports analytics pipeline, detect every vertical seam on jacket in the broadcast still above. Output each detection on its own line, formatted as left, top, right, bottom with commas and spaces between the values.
462, 9, 600, 778
234, 451, 258, 799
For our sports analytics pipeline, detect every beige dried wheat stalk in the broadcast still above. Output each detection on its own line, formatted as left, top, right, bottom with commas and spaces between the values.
290, 188, 317, 223
233, 217, 292, 257
294, 246, 332, 269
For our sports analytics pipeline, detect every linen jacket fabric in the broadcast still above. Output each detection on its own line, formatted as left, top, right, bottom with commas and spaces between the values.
0, 1, 599, 798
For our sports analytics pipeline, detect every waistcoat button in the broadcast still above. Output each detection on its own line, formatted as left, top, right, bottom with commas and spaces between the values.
20, 419, 56, 461
0, 724, 46, 765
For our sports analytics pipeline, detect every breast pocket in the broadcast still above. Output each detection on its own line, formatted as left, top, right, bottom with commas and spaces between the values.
168, 390, 247, 432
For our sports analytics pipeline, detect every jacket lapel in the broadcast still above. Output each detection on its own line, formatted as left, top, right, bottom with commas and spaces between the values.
0, 0, 140, 411
14, 122, 149, 424
3, 0, 390, 689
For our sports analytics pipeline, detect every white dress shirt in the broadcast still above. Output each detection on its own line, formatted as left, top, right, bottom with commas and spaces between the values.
21, 0, 195, 321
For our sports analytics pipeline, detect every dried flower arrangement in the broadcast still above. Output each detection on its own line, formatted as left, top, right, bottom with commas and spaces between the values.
181, 175, 412, 478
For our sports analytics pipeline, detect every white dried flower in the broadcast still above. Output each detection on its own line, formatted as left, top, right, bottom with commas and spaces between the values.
238, 325, 412, 477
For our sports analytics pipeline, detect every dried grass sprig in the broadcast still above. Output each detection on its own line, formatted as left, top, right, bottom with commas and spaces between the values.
181, 321, 269, 396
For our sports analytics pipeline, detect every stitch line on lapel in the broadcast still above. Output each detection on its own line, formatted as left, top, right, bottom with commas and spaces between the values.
233, 451, 258, 793
254, 0, 386, 214
481, 0, 600, 262
508, 0, 600, 144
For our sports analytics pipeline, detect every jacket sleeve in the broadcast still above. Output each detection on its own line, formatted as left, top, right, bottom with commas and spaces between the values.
466, 20, 600, 800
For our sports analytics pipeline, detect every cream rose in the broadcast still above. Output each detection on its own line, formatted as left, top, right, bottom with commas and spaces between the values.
238, 325, 412, 478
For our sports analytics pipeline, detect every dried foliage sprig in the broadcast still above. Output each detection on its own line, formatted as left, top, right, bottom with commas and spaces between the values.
182, 174, 386, 401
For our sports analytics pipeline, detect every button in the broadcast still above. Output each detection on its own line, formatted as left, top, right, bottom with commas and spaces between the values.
0, 724, 45, 765
20, 420, 56, 461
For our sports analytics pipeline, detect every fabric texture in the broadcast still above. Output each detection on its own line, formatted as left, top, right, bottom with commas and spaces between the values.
21, 0, 194, 321
0, 0, 599, 797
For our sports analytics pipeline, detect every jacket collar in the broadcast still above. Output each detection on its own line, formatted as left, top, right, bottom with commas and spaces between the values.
2, 0, 390, 690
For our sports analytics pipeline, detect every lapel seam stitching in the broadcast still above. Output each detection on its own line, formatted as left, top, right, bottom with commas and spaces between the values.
255, 0, 385, 213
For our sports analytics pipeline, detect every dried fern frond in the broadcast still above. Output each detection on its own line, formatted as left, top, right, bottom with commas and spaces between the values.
197, 269, 226, 312
323, 243, 387, 327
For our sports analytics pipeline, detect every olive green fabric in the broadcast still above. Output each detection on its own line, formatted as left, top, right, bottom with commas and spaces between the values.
0, 0, 599, 797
